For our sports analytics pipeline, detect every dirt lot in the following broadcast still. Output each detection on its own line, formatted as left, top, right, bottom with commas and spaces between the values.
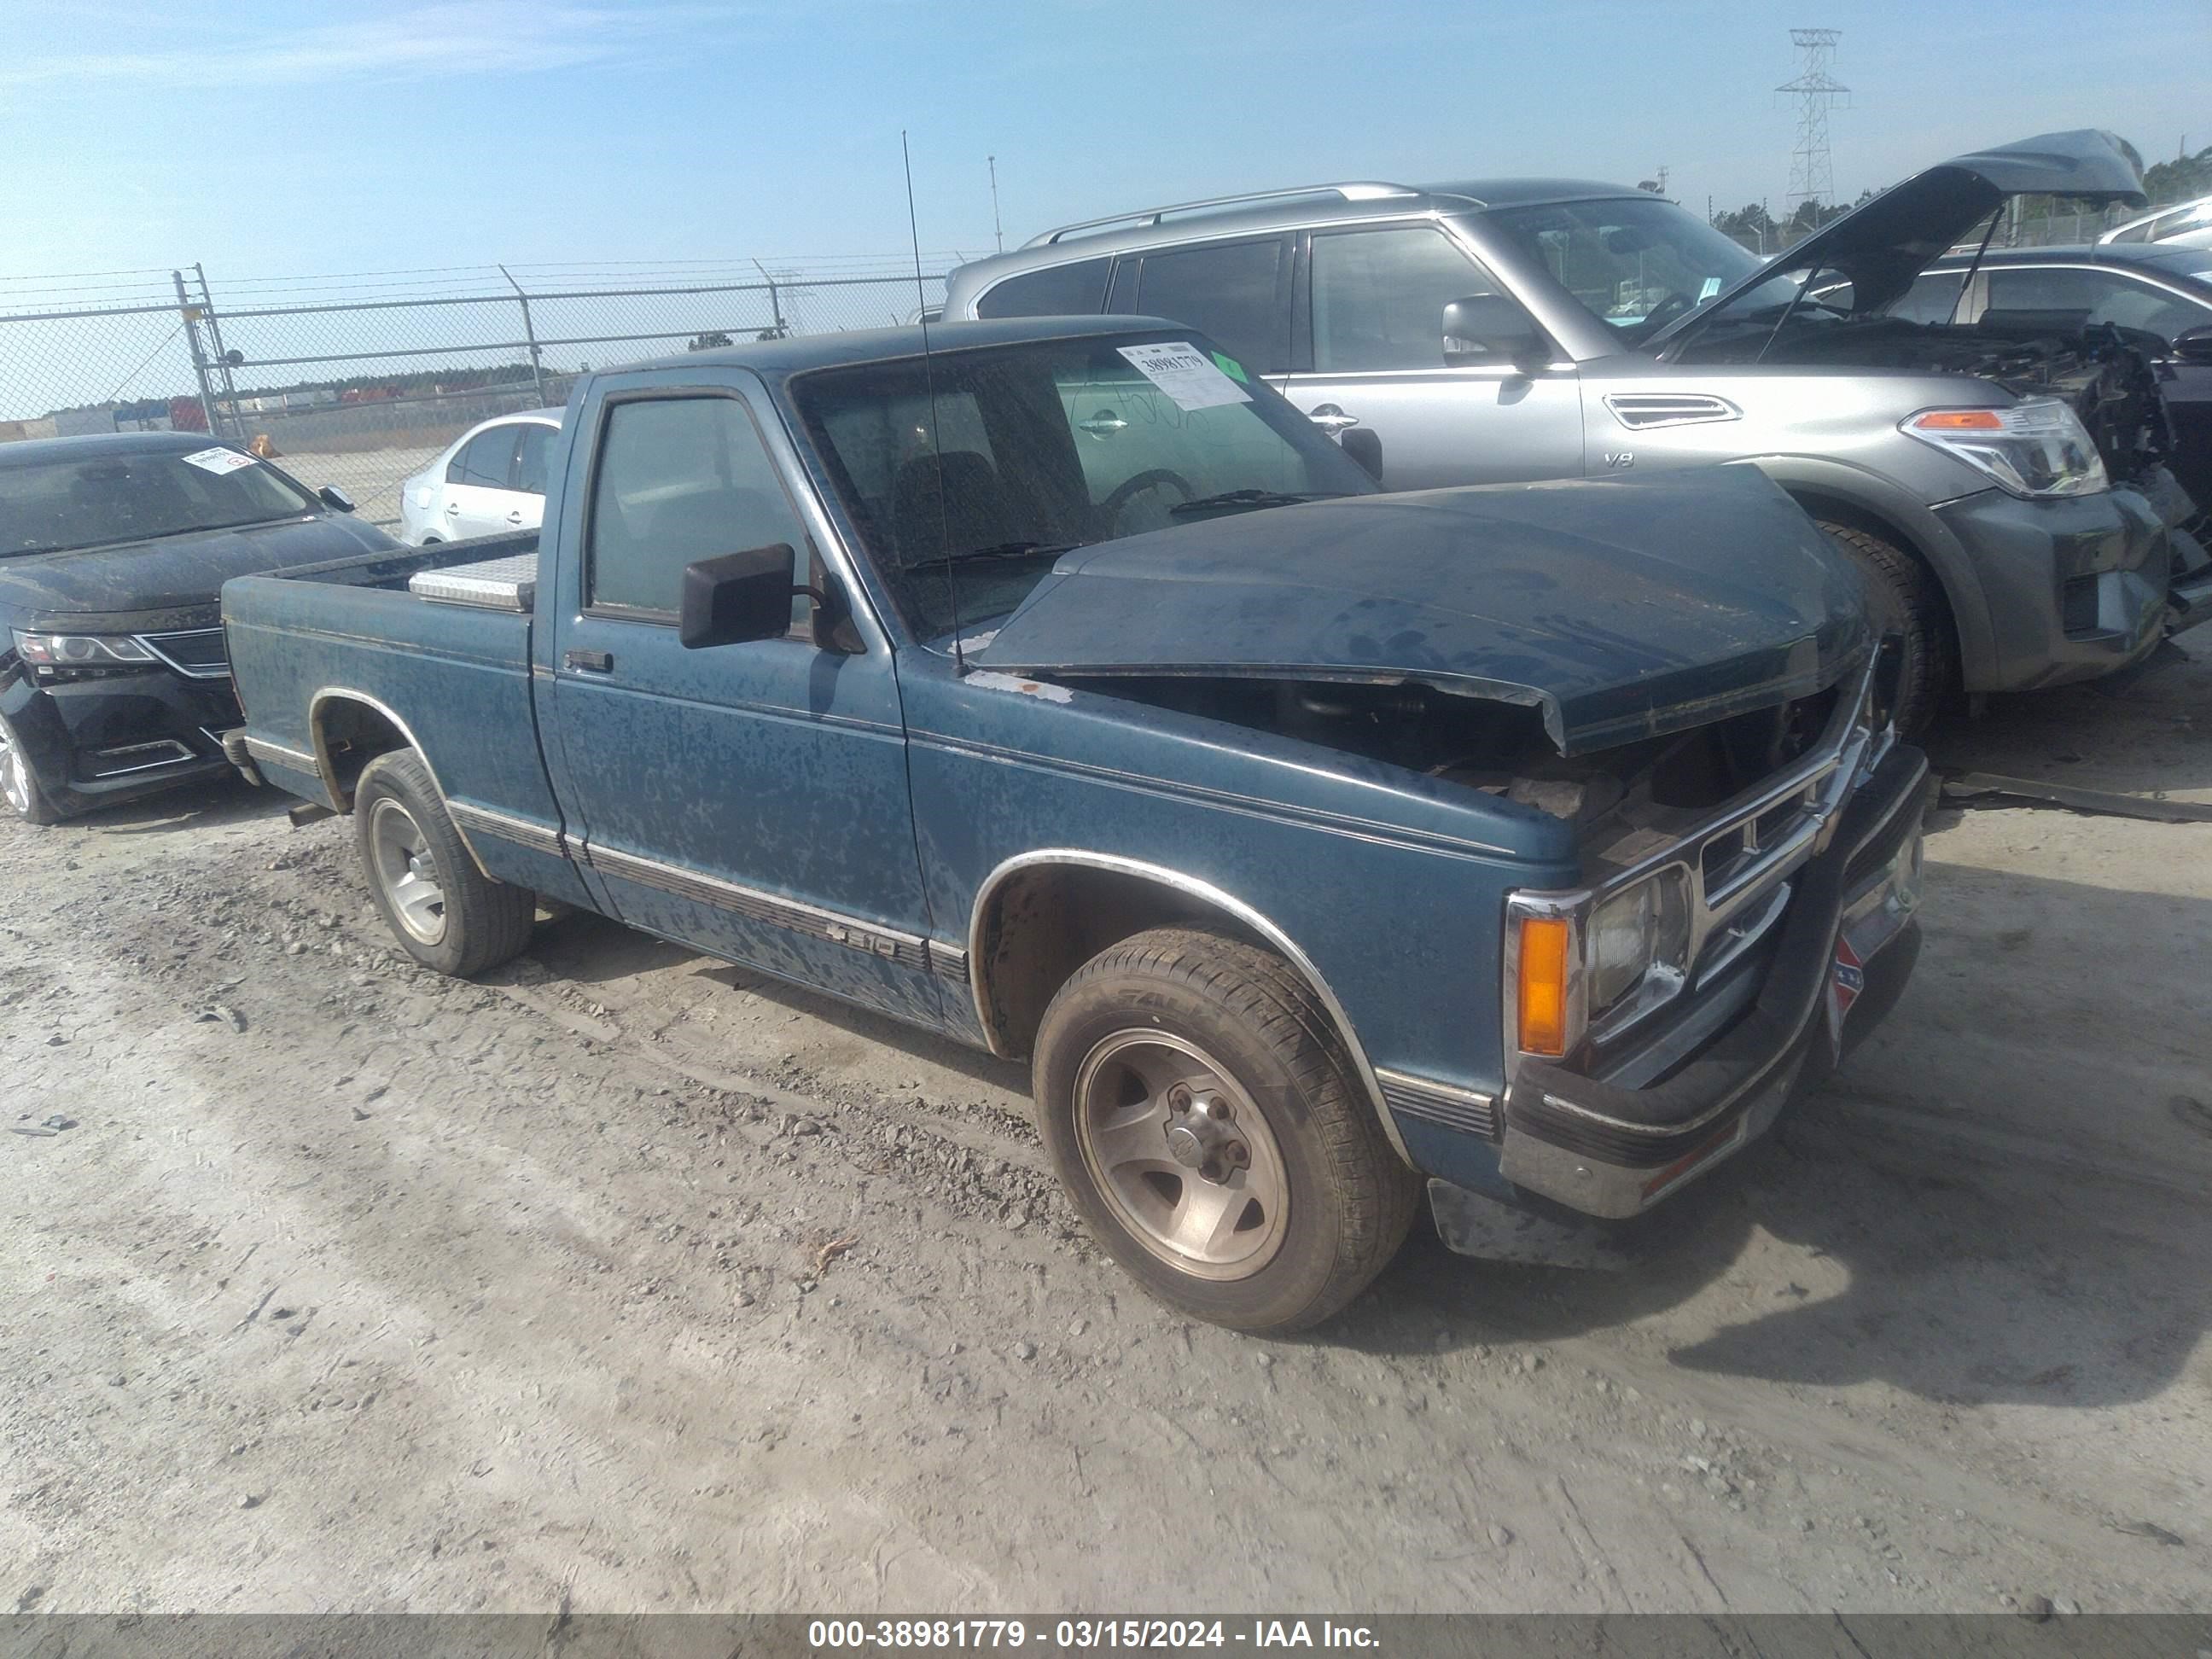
3, 641, 2209, 1617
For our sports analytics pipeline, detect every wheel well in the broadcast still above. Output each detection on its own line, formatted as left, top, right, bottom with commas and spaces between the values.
313, 697, 410, 808
1787, 491, 1960, 631
974, 864, 1278, 1060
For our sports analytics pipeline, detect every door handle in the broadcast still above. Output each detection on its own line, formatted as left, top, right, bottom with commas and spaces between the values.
445, 502, 462, 515
505, 510, 525, 524
563, 649, 613, 674
1307, 403, 1361, 434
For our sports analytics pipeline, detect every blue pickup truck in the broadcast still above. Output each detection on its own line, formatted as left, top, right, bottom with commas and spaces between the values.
220, 316, 1929, 1332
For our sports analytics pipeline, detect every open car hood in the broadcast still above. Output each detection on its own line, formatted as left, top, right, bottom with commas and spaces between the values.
973, 467, 1869, 757
1653, 130, 2150, 341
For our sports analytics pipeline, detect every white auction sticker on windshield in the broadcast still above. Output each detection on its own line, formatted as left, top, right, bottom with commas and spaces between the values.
1116, 341, 1253, 411
179, 446, 258, 475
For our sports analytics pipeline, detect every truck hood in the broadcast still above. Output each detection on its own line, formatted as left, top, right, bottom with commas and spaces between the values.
973, 467, 1869, 756
1655, 130, 2149, 341
0, 512, 395, 630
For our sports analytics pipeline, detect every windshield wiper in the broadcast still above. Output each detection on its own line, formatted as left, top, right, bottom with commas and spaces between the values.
1167, 489, 1345, 517
900, 539, 1080, 575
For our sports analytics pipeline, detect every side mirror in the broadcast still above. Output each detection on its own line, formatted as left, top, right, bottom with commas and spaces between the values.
2173, 325, 2212, 366
317, 485, 356, 514
1442, 294, 1550, 374
679, 542, 801, 649
1339, 428, 1384, 484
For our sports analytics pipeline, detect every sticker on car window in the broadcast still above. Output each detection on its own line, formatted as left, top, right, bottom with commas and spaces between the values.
179, 446, 258, 475
1209, 350, 1249, 384
1116, 341, 1253, 411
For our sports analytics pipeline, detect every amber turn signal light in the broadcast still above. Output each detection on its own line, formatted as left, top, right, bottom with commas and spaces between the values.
1516, 915, 1572, 1057
1909, 409, 2005, 432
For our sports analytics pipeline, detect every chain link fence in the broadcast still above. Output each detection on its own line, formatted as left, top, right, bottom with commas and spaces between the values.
0, 260, 952, 527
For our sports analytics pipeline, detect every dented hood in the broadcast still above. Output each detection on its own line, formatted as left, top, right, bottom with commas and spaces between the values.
973, 466, 1869, 755
1655, 129, 2150, 337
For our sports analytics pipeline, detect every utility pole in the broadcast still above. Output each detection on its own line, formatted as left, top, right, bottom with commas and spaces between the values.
988, 155, 1004, 253
1778, 27, 1848, 212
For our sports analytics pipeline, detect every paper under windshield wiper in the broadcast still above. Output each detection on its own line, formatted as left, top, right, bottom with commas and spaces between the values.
901, 540, 1080, 574
1167, 489, 1345, 516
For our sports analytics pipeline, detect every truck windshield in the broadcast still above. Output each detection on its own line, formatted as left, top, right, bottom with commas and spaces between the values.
0, 448, 318, 558
791, 334, 1376, 641
1481, 196, 1799, 343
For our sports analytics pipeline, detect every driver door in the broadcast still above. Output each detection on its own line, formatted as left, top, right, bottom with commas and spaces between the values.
540, 368, 942, 1027
1279, 223, 1585, 489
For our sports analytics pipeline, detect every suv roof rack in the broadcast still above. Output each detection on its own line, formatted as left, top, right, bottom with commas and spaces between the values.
1024, 183, 1425, 247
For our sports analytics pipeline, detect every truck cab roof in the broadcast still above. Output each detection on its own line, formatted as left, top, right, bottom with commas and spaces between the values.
626, 313, 1168, 383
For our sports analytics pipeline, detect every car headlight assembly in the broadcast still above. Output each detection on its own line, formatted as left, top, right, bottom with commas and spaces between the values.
1586, 867, 1693, 1030
1511, 866, 1694, 1059
1901, 399, 2109, 499
12, 629, 158, 678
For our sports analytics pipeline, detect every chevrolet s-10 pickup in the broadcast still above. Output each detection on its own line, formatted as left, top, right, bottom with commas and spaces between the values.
219, 316, 1928, 1331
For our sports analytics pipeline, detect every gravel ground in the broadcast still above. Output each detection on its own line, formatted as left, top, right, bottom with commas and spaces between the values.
2, 640, 2208, 1616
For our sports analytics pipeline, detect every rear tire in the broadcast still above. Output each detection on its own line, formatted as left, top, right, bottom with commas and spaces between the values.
353, 750, 534, 976
1032, 927, 1420, 1334
1816, 519, 1954, 736
0, 713, 63, 825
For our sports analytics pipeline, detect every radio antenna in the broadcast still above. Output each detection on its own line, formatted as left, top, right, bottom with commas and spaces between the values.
902, 131, 967, 677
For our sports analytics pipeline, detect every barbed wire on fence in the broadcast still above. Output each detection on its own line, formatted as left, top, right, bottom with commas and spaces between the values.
0, 259, 952, 527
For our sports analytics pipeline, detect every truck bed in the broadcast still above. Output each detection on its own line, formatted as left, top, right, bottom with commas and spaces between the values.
221, 530, 579, 896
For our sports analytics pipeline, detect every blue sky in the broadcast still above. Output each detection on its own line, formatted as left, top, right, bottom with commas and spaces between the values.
3, 0, 2206, 288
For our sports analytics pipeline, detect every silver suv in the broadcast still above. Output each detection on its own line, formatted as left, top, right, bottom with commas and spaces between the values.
945, 131, 2212, 731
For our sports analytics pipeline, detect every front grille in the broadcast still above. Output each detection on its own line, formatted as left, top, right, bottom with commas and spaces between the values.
137, 628, 230, 678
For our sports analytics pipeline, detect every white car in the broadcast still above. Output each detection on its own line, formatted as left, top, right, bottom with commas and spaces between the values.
2098, 194, 2212, 249
399, 409, 562, 544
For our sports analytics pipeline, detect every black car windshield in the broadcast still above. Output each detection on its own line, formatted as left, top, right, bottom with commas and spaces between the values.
791, 334, 1376, 640
1482, 196, 1799, 343
0, 446, 318, 558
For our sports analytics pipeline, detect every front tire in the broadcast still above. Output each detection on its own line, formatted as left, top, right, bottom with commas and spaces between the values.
0, 713, 62, 825
1816, 519, 1954, 736
1033, 928, 1420, 1334
353, 750, 534, 976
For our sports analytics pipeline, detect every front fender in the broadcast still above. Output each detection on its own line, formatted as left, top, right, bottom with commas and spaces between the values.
1744, 454, 2000, 686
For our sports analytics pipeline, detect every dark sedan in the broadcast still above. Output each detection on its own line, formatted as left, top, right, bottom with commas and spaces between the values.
1893, 242, 2212, 517
0, 432, 397, 823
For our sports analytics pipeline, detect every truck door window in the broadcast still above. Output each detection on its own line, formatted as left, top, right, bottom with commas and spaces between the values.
449, 427, 520, 489
977, 257, 1112, 319
1310, 226, 1505, 371
586, 396, 811, 624
1131, 238, 1289, 374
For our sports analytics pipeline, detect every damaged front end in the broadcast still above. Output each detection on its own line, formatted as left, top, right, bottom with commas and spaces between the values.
1490, 652, 1926, 1225
974, 471, 1926, 1257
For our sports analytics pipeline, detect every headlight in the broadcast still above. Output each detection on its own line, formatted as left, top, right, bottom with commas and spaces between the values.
1586, 868, 1693, 1027
1900, 399, 2109, 498
12, 629, 156, 669
1510, 866, 1694, 1059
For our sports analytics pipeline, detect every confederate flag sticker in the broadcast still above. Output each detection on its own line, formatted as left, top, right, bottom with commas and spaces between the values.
1831, 935, 1866, 1022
